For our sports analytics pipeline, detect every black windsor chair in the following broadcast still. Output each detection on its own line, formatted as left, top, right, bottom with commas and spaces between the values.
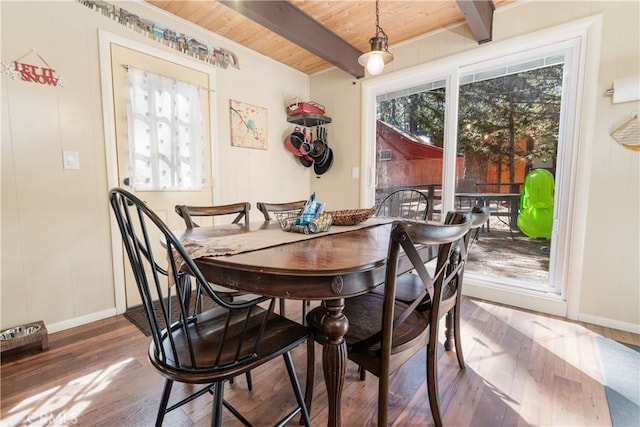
110, 188, 310, 426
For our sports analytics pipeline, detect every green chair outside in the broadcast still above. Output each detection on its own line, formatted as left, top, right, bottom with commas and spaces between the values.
517, 169, 555, 239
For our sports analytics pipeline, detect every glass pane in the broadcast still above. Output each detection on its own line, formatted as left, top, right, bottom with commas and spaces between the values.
375, 85, 446, 221
126, 68, 205, 191
457, 64, 563, 290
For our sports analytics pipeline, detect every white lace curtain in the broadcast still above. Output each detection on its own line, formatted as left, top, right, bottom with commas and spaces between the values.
126, 67, 205, 190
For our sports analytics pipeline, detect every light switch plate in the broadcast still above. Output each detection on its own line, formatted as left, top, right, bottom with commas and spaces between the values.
63, 151, 80, 170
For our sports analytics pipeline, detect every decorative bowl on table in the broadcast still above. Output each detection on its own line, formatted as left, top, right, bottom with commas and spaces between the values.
328, 206, 377, 226
274, 210, 333, 234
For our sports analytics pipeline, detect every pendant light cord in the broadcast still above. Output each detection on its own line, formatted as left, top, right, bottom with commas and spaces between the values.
375, 0, 389, 40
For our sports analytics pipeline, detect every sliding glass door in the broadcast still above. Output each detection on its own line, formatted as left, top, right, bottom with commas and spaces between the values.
362, 32, 585, 311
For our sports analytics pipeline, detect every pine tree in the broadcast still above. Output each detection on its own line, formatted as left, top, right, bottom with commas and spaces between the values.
376, 65, 563, 188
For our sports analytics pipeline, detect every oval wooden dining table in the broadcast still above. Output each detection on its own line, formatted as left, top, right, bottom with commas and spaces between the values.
175, 220, 433, 427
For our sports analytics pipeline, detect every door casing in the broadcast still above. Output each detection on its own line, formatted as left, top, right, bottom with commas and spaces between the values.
99, 30, 219, 313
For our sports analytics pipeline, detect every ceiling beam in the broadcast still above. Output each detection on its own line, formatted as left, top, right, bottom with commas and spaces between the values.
218, 0, 365, 78
456, 0, 495, 44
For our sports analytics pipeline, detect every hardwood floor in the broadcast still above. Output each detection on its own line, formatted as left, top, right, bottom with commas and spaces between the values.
1, 297, 638, 426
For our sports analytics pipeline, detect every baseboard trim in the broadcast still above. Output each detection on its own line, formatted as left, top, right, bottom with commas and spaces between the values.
463, 280, 640, 334
38, 304, 640, 336
463, 281, 567, 317
578, 313, 640, 334
46, 308, 117, 334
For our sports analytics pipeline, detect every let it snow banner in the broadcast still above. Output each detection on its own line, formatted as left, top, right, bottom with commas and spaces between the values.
2, 49, 64, 87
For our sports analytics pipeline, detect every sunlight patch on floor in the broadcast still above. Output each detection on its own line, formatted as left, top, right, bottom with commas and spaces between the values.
461, 298, 607, 425
4, 358, 134, 426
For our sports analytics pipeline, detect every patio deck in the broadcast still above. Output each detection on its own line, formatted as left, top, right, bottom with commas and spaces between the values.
465, 217, 550, 286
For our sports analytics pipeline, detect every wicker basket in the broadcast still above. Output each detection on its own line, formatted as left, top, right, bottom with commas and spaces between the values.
328, 206, 377, 226
274, 211, 333, 234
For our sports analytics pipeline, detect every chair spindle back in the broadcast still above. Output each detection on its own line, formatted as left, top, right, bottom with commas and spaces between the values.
110, 188, 271, 372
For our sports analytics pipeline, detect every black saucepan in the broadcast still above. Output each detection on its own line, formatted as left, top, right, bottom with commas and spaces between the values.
299, 154, 313, 167
290, 127, 305, 149
309, 138, 326, 159
314, 147, 333, 175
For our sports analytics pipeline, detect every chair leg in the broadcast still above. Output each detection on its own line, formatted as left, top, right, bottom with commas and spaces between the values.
453, 302, 465, 369
156, 379, 173, 427
426, 340, 443, 427
358, 364, 367, 381
283, 351, 311, 427
377, 372, 390, 426
302, 300, 307, 326
211, 381, 224, 427
230, 373, 253, 391
301, 338, 315, 424
279, 298, 286, 317
444, 310, 455, 351
245, 372, 253, 391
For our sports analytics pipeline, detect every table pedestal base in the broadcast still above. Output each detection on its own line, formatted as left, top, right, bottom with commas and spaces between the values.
321, 299, 348, 427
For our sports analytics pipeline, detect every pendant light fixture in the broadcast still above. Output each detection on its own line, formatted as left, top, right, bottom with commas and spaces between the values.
358, 0, 393, 75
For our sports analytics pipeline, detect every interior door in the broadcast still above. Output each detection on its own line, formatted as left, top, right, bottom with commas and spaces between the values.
110, 44, 214, 308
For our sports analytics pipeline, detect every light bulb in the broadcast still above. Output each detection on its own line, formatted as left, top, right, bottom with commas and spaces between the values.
366, 53, 385, 75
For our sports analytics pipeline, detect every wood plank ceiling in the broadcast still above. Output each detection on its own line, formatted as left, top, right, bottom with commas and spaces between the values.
146, 0, 514, 77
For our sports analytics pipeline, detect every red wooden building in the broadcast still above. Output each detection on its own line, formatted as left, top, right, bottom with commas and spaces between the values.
376, 120, 464, 189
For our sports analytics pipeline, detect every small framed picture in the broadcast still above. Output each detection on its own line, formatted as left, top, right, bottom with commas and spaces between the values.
229, 99, 267, 150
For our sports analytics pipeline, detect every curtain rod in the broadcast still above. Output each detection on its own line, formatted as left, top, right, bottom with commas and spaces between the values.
121, 64, 215, 93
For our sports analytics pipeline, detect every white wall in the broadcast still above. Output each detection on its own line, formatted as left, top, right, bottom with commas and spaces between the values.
310, 1, 639, 331
1, 1, 311, 332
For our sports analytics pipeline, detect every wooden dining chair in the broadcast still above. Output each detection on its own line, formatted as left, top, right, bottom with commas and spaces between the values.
358, 206, 490, 405
256, 200, 310, 322
374, 189, 432, 303
256, 200, 307, 221
304, 217, 473, 427
360, 206, 488, 422
376, 188, 430, 220
174, 202, 253, 303
362, 188, 432, 379
174, 202, 250, 228
110, 188, 310, 427
378, 193, 490, 360
175, 202, 256, 389
393, 207, 490, 360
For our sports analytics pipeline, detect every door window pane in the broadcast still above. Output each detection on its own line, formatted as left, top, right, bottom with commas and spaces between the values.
126, 67, 206, 190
